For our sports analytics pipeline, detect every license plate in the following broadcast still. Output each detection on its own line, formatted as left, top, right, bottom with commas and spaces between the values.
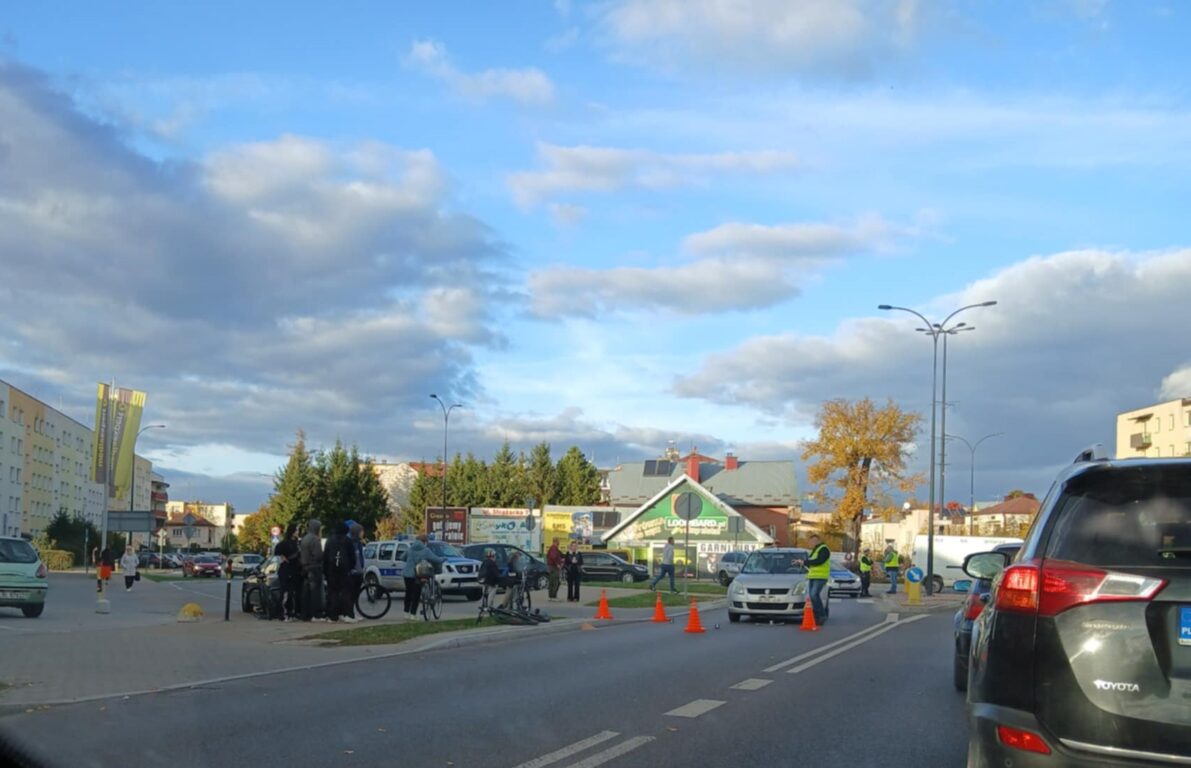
1180, 606, 1191, 647
0, 590, 26, 599
756, 595, 780, 603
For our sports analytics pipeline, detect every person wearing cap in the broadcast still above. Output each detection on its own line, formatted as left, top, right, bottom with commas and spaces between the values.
858, 548, 874, 597
478, 548, 501, 607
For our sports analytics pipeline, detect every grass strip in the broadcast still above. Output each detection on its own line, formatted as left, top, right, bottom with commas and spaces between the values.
612, 580, 727, 595
302, 616, 518, 646
589, 591, 720, 609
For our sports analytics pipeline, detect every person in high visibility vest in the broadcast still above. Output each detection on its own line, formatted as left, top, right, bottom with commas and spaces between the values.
797, 534, 832, 626
883, 543, 901, 594
858, 548, 873, 597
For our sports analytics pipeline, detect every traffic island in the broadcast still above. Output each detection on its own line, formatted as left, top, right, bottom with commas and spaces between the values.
587, 591, 721, 609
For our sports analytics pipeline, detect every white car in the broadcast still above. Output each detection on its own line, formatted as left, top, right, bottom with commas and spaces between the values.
363, 539, 483, 600
728, 548, 828, 623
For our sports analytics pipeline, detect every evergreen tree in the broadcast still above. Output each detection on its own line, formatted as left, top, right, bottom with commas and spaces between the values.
458, 453, 486, 506
354, 448, 391, 534
526, 442, 558, 509
485, 440, 519, 506
556, 446, 601, 504
270, 430, 319, 530
401, 469, 438, 533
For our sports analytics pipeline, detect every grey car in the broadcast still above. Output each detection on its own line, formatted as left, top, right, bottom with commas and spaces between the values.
715, 551, 748, 585
727, 547, 822, 623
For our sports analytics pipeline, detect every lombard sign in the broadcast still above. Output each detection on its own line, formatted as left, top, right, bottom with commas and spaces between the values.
628, 490, 729, 540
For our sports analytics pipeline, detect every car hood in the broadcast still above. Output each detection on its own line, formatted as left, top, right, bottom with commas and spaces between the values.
731, 573, 806, 590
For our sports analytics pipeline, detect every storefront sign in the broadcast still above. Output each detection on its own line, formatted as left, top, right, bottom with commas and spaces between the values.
469, 515, 540, 551
426, 507, 468, 546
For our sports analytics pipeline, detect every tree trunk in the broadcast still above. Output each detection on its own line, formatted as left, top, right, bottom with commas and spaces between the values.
852, 457, 873, 561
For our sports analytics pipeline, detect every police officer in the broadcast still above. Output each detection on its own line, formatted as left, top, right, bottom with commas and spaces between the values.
858, 548, 873, 597
883, 543, 901, 594
798, 534, 831, 626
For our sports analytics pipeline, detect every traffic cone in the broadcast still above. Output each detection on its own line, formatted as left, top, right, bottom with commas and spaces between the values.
799, 599, 819, 632
651, 591, 669, 623
684, 599, 706, 634
594, 589, 614, 620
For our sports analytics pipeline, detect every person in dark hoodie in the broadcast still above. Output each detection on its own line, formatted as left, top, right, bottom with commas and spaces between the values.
299, 519, 325, 622
274, 524, 301, 621
323, 522, 356, 623
401, 535, 444, 620
348, 522, 366, 618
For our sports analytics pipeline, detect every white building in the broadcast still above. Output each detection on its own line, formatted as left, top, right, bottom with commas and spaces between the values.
369, 460, 418, 515
0, 382, 22, 537
1116, 398, 1191, 459
49, 408, 107, 530
165, 500, 236, 541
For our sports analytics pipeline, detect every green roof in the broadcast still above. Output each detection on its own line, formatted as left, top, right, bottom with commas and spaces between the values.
608, 460, 797, 507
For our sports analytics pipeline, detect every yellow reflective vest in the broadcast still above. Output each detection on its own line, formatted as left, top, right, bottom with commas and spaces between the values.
807, 543, 831, 580
884, 550, 900, 568
859, 555, 873, 573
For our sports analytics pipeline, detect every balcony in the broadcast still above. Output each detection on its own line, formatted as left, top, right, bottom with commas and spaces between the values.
1130, 432, 1152, 449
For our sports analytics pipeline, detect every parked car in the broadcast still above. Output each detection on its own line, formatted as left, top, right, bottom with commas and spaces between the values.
461, 543, 550, 591
571, 551, 648, 583
228, 553, 264, 576
0, 536, 48, 618
183, 554, 223, 578
363, 539, 482, 600
241, 555, 282, 615
727, 548, 817, 623
951, 542, 1021, 691
163, 553, 185, 569
715, 551, 748, 585
137, 551, 177, 569
965, 451, 1191, 766
827, 564, 862, 597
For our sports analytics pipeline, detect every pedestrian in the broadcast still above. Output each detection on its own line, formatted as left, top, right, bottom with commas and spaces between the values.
546, 537, 563, 602
97, 546, 114, 593
323, 522, 356, 623
883, 542, 901, 595
650, 536, 677, 593
299, 519, 325, 622
859, 548, 873, 597
401, 534, 444, 619
348, 522, 366, 619
797, 534, 831, 626
274, 524, 301, 621
563, 541, 584, 602
478, 549, 501, 608
120, 547, 139, 592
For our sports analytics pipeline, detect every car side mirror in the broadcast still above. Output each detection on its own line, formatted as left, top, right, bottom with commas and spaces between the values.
963, 551, 1008, 580
952, 579, 972, 593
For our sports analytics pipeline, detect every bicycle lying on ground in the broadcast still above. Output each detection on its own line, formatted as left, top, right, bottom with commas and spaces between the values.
476, 568, 549, 625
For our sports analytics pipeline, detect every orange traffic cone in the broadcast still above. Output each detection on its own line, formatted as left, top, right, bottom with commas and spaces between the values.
683, 599, 706, 634
594, 589, 614, 620
799, 599, 820, 632
651, 591, 669, 623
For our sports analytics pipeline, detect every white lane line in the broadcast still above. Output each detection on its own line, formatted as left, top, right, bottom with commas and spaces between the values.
169, 582, 223, 602
731, 678, 773, 691
786, 615, 928, 676
763, 617, 896, 673
567, 736, 655, 768
510, 731, 620, 768
665, 699, 726, 718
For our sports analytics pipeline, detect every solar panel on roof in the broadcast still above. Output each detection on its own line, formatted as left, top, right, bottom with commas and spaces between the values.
643, 460, 657, 476
657, 460, 673, 475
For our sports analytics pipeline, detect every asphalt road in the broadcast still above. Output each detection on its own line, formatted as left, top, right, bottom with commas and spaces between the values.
0, 599, 968, 768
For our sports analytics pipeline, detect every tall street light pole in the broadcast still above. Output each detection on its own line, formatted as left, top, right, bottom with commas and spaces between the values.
130, 424, 166, 552
945, 432, 1004, 534
878, 301, 996, 595
924, 324, 974, 532
429, 395, 462, 528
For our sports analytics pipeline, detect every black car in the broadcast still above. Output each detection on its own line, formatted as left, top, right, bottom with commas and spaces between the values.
241, 555, 282, 616
574, 551, 648, 583
965, 451, 1191, 766
461, 543, 551, 591
952, 542, 1021, 691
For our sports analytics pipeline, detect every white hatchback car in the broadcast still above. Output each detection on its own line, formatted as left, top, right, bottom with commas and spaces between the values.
363, 539, 483, 601
727, 547, 829, 623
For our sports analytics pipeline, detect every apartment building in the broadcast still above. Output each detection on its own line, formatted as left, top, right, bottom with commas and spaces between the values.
0, 382, 22, 537
1116, 398, 1191, 459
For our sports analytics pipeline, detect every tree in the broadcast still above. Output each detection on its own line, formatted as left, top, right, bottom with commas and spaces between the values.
484, 441, 520, 506
526, 442, 558, 509
238, 504, 285, 555
374, 514, 402, 540
354, 449, 391, 533
270, 431, 319, 531
556, 446, 601, 504
45, 509, 100, 565
801, 397, 922, 560
315, 440, 360, 532
401, 469, 438, 533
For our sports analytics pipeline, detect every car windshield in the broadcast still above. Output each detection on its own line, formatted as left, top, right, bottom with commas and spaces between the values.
743, 552, 808, 575
428, 542, 463, 558
194, 556, 217, 564
0, 539, 38, 564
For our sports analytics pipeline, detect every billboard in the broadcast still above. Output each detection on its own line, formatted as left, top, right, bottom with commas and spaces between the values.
110, 387, 146, 501
90, 383, 112, 489
469, 514, 540, 551
426, 507, 468, 546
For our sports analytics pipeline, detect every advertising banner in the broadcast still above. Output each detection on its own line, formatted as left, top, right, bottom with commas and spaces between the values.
90, 383, 112, 490
426, 507, 468, 546
110, 388, 146, 501
469, 515, 540, 551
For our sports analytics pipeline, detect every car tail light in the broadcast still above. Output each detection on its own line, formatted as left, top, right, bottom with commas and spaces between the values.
36, 563, 48, 579
963, 591, 986, 621
997, 725, 1052, 755
994, 559, 1166, 617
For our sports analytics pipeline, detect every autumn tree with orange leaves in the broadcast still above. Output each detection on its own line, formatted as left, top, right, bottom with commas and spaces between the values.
801, 398, 923, 559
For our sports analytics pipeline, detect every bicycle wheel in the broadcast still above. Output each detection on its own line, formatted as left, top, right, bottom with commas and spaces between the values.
356, 583, 391, 620
425, 581, 442, 620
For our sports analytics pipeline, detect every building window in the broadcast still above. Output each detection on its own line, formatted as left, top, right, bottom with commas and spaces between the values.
1154, 418, 1161, 433
1155, 446, 1161, 457
1171, 415, 1176, 431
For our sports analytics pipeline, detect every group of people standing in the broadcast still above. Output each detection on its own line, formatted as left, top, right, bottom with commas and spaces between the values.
272, 519, 366, 623
544, 538, 584, 602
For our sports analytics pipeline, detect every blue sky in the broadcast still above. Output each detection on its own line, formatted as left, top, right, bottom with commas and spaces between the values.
2, 0, 1190, 514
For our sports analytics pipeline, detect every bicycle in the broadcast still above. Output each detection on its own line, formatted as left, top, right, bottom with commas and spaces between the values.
355, 576, 393, 620
418, 573, 442, 621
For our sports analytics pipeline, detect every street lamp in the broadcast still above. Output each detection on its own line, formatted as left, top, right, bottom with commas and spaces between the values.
429, 395, 463, 525
945, 432, 1004, 534
922, 324, 974, 526
878, 300, 996, 595
130, 424, 165, 554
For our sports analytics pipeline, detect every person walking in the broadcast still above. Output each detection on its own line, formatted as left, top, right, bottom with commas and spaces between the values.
650, 536, 677, 593
883, 543, 901, 595
348, 522, 366, 618
858, 548, 873, 597
120, 547, 139, 592
401, 535, 443, 619
274, 524, 301, 621
563, 541, 584, 602
299, 519, 325, 622
322, 522, 356, 623
97, 546, 114, 593
797, 534, 831, 626
546, 537, 563, 602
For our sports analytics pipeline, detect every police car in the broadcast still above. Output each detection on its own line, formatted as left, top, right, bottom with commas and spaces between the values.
362, 539, 483, 601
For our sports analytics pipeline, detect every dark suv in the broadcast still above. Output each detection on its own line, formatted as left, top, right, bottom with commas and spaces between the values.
461, 543, 551, 591
965, 452, 1190, 766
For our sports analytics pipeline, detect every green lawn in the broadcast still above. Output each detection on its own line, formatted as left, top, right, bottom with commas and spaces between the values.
141, 572, 185, 583
613, 580, 727, 595
304, 617, 514, 646
589, 591, 721, 609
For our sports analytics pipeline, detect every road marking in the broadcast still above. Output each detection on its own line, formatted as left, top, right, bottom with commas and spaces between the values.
856, 599, 874, 604
731, 678, 773, 691
665, 699, 726, 718
567, 736, 654, 768
786, 615, 929, 676
763, 619, 896, 672
510, 731, 620, 768
169, 582, 224, 602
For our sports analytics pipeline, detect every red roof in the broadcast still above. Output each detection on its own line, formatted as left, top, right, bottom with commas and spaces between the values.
166, 513, 216, 527
974, 496, 1040, 517
409, 461, 445, 478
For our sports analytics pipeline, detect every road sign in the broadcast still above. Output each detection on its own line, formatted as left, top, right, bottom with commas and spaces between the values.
726, 517, 745, 533
674, 492, 702, 521
106, 510, 156, 532
270, 526, 281, 537
524, 514, 536, 532
183, 512, 197, 526
906, 566, 924, 583
156, 529, 168, 545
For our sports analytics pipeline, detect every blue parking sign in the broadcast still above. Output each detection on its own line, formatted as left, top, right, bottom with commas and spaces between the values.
1180, 606, 1191, 647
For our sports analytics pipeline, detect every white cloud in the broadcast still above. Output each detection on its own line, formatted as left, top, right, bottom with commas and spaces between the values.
597, 0, 923, 78
1159, 365, 1191, 401
545, 26, 581, 53
547, 202, 588, 227
404, 39, 555, 106
508, 143, 798, 207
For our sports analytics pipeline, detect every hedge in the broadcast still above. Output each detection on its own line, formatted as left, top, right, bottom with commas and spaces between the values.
42, 550, 74, 571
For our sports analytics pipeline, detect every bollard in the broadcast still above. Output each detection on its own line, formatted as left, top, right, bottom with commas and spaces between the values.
906, 580, 922, 605
224, 562, 233, 621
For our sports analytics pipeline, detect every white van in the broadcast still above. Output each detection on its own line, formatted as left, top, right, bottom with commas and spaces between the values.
910, 535, 1022, 593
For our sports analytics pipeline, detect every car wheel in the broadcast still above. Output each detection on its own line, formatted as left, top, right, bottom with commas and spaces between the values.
930, 575, 945, 595
718, 571, 730, 586
953, 649, 968, 692
535, 575, 549, 591
728, 611, 740, 623
21, 604, 44, 618
621, 572, 634, 584
465, 589, 483, 602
